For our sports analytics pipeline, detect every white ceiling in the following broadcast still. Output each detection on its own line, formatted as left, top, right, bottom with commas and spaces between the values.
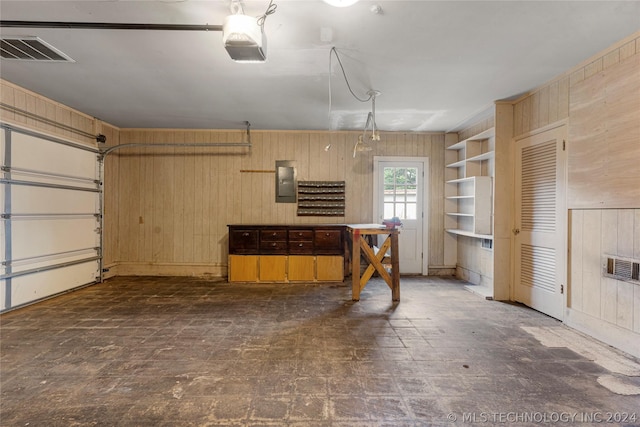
1, 1, 639, 132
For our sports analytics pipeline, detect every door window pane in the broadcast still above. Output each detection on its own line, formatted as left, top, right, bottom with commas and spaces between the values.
384, 203, 394, 218
382, 167, 418, 220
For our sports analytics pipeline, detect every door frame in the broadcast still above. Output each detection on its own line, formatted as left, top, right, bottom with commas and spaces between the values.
512, 124, 568, 320
373, 156, 429, 275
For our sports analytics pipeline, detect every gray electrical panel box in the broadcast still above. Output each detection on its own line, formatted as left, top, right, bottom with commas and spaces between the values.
275, 160, 297, 203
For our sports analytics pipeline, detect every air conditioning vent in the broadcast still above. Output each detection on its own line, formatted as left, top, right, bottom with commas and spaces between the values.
0, 36, 74, 62
604, 255, 640, 283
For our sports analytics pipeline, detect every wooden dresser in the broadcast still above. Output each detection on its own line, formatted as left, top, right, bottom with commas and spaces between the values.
228, 225, 345, 283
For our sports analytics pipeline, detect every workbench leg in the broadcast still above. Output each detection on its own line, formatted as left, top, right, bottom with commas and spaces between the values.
352, 231, 361, 301
390, 232, 400, 301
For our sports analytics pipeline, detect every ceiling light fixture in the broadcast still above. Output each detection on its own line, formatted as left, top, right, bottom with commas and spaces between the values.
323, 0, 359, 7
353, 91, 381, 157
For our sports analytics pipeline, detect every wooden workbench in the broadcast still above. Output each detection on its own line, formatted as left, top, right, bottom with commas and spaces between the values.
347, 224, 400, 302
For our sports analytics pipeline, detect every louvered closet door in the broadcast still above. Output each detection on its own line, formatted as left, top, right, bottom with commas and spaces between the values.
514, 126, 567, 320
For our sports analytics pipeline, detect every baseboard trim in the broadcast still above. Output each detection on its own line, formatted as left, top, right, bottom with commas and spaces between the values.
107, 262, 226, 278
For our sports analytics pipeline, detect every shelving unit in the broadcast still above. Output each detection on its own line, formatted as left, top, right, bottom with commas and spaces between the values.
445, 127, 495, 239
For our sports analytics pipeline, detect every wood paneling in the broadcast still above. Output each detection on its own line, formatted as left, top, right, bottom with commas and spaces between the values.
568, 52, 640, 209
514, 34, 639, 138
111, 129, 446, 274
569, 209, 640, 336
1, 80, 98, 146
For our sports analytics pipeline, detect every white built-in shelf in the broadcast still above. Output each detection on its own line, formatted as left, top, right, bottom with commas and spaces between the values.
446, 140, 468, 151
446, 159, 467, 169
446, 195, 474, 200
445, 126, 494, 240
467, 151, 494, 162
444, 175, 492, 235
445, 127, 495, 184
446, 177, 476, 184
446, 127, 495, 151
446, 229, 493, 240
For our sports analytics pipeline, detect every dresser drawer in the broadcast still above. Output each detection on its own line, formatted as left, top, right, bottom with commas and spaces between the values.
260, 229, 288, 241
289, 240, 314, 254
260, 240, 288, 254
314, 229, 343, 254
288, 229, 313, 241
229, 229, 259, 254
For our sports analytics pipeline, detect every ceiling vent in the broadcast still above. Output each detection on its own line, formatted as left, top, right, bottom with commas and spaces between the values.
0, 36, 74, 62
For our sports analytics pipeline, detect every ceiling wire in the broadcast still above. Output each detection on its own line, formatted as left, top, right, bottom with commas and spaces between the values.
329, 47, 374, 103
328, 47, 381, 154
257, 0, 277, 28
328, 46, 376, 132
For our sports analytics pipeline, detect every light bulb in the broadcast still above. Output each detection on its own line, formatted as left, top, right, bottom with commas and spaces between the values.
323, 0, 359, 7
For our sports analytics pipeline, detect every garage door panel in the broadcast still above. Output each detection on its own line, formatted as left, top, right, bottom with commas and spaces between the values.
11, 218, 99, 260
8, 262, 100, 308
1, 125, 101, 312
12, 133, 97, 179
12, 186, 97, 214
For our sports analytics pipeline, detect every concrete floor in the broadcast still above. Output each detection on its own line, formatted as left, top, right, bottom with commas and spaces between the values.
1, 276, 639, 426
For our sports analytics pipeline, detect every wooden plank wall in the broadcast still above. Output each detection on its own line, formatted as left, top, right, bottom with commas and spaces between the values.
1, 80, 98, 146
113, 129, 446, 276
513, 34, 638, 140
569, 209, 640, 356
512, 32, 640, 357
567, 45, 640, 209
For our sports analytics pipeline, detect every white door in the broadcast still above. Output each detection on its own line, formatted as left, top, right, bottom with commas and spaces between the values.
373, 157, 428, 274
514, 126, 567, 320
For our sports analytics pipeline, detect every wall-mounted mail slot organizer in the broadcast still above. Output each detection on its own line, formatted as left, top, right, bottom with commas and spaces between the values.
297, 181, 345, 216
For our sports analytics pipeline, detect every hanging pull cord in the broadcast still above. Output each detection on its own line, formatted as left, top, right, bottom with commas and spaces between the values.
257, 0, 277, 28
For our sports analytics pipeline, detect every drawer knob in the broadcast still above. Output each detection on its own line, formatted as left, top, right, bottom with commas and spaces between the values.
242, 232, 249, 237
326, 233, 330, 236
298, 233, 303, 236
272, 243, 276, 247
272, 232, 277, 236
298, 243, 303, 247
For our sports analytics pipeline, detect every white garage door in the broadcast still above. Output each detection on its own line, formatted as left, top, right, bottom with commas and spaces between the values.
1, 125, 101, 311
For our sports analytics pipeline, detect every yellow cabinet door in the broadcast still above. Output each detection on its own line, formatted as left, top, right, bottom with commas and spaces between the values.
259, 256, 287, 282
316, 256, 344, 281
228, 255, 259, 282
288, 256, 315, 282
